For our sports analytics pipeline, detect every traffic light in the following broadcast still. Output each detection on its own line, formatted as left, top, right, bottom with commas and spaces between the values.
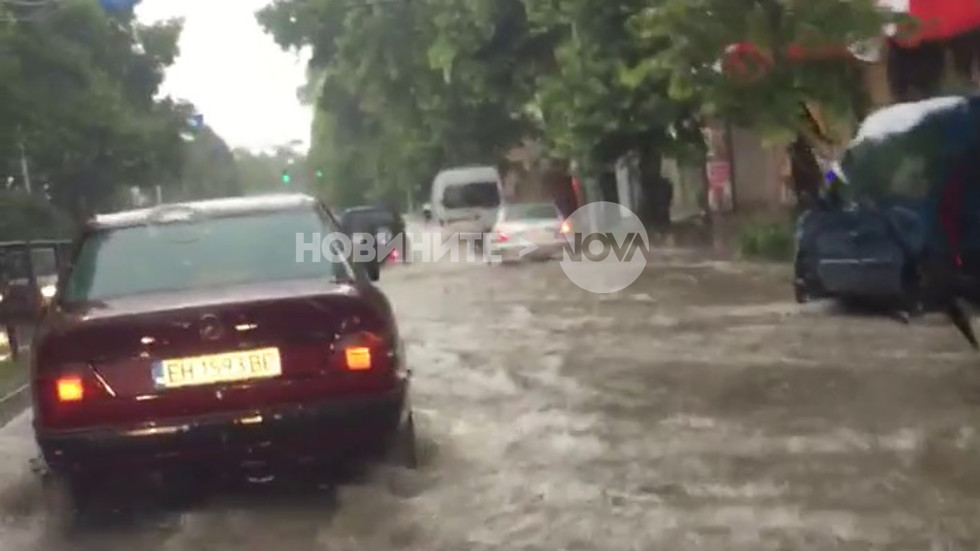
315, 169, 323, 179
281, 170, 291, 184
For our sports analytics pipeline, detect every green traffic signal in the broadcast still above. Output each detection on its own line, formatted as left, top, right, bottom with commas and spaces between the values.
281, 171, 291, 184
315, 169, 323, 179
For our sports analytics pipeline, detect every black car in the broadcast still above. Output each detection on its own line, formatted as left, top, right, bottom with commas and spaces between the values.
339, 206, 409, 264
1, 240, 72, 360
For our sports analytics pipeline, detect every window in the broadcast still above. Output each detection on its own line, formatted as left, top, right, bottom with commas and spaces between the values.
503, 203, 560, 221
886, 153, 933, 200
0, 249, 29, 281
442, 182, 500, 209
30, 248, 58, 278
62, 208, 355, 302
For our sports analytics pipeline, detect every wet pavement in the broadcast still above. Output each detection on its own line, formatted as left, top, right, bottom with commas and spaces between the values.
3, 250, 980, 549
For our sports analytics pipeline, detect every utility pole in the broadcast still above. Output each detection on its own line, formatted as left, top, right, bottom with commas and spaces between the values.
18, 139, 31, 194
405, 181, 414, 213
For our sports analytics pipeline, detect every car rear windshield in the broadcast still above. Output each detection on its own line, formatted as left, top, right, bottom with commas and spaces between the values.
342, 209, 396, 233
62, 208, 354, 302
504, 204, 559, 220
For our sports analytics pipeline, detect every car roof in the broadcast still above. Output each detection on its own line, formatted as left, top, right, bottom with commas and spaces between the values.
88, 193, 319, 230
432, 166, 499, 186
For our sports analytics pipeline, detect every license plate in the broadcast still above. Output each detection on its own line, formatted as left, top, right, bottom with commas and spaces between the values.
152, 348, 282, 389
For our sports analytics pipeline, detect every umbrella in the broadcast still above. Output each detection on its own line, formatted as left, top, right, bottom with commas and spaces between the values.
879, 0, 980, 46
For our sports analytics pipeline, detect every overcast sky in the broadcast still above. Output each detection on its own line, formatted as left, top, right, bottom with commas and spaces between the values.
135, 0, 312, 152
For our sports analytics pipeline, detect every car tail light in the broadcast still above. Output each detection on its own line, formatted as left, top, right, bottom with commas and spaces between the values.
37, 364, 115, 427
496, 231, 509, 242
56, 376, 84, 402
42, 365, 113, 402
345, 346, 372, 370
332, 331, 390, 372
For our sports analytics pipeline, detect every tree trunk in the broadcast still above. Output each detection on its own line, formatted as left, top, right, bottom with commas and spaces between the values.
636, 146, 672, 233
787, 133, 822, 211
697, 150, 714, 235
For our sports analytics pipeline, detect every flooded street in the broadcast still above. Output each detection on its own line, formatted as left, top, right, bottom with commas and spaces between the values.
3, 252, 980, 550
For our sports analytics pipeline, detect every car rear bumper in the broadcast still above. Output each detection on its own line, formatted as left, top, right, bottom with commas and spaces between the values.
498, 240, 566, 259
816, 257, 904, 297
36, 385, 408, 474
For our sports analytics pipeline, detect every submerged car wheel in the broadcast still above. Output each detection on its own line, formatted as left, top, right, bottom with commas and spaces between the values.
41, 472, 90, 530
899, 261, 925, 314
794, 281, 809, 304
386, 413, 418, 469
793, 254, 811, 303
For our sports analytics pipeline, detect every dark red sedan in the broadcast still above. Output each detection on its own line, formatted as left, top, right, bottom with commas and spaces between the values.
31, 194, 415, 510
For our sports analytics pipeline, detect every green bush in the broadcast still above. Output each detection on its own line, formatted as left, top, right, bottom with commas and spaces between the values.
738, 220, 794, 261
0, 191, 75, 242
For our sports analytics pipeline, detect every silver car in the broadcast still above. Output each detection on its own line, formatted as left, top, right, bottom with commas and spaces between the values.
489, 202, 570, 262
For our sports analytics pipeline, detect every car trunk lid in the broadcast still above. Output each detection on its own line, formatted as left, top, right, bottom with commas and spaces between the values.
36, 279, 397, 428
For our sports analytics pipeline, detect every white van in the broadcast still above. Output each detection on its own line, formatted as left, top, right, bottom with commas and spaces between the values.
430, 166, 503, 234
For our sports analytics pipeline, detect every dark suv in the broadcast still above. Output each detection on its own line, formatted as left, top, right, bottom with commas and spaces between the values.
339, 206, 409, 264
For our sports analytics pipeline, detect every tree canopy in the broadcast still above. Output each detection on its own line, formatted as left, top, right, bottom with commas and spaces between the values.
631, 0, 890, 139
0, 0, 247, 232
234, 146, 309, 196
258, 0, 893, 217
258, 0, 547, 209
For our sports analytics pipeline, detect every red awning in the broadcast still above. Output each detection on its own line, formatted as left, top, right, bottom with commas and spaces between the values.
721, 0, 980, 76
885, 0, 980, 46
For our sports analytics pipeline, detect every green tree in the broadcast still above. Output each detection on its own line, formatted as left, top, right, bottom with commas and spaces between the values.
0, 190, 74, 241
260, 0, 700, 227
630, 0, 893, 202
257, 0, 548, 211
170, 122, 241, 201
523, 0, 703, 229
234, 146, 308, 195
0, 0, 190, 217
